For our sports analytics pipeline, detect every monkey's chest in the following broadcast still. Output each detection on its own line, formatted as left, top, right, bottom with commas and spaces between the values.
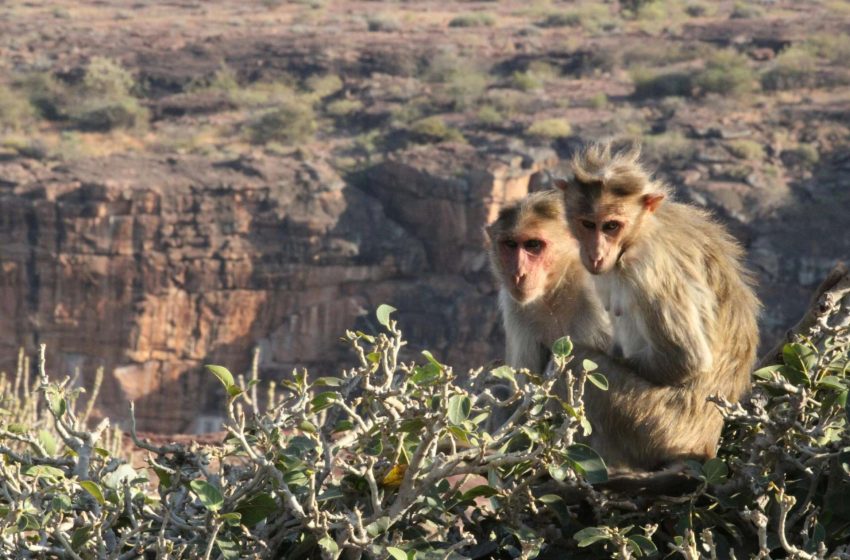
596, 277, 649, 359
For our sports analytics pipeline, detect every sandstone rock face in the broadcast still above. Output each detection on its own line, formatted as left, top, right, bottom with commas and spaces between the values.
0, 146, 555, 432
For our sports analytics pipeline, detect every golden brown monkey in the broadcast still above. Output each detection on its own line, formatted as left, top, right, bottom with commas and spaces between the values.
485, 190, 610, 374
554, 142, 760, 470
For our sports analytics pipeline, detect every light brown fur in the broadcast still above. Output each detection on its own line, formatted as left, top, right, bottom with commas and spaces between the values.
557, 142, 761, 470
486, 190, 610, 373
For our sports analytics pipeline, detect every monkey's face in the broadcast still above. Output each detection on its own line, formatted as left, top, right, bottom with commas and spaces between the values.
561, 188, 665, 275
571, 209, 629, 275
495, 228, 554, 304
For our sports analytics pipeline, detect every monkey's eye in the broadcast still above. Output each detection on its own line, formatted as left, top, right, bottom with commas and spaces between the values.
524, 239, 544, 251
503, 240, 518, 249
602, 221, 621, 233
580, 220, 596, 231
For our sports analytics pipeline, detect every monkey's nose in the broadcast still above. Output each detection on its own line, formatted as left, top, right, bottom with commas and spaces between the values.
591, 258, 604, 273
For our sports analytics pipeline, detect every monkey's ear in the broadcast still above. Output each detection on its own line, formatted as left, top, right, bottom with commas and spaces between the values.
642, 193, 665, 213
484, 224, 495, 241
553, 178, 570, 191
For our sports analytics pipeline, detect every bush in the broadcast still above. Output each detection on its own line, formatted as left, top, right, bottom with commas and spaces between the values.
249, 101, 316, 144
304, 73, 344, 98
448, 12, 495, 28
67, 57, 149, 131
510, 70, 543, 92
589, 92, 608, 109
21, 57, 148, 131
693, 49, 756, 96
526, 118, 572, 139
408, 115, 465, 143
642, 130, 696, 161
631, 67, 693, 98
730, 1, 764, 19
0, 84, 36, 131
476, 105, 503, 127
1, 299, 848, 558
726, 138, 764, 160
781, 143, 820, 168
761, 46, 819, 91
445, 70, 489, 110
367, 14, 401, 32
325, 98, 363, 118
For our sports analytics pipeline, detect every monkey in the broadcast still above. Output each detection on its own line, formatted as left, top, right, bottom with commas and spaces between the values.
485, 189, 611, 374
552, 141, 761, 471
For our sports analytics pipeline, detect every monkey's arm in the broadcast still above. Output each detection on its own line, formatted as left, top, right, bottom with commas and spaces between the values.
627, 278, 714, 386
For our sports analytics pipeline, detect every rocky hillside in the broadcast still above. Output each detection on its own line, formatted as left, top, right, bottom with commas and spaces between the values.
0, 0, 848, 431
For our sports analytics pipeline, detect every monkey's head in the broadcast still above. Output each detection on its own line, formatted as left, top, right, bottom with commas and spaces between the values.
485, 190, 575, 305
555, 142, 667, 275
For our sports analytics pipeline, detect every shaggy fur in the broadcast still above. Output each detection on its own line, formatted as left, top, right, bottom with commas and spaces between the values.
560, 142, 761, 470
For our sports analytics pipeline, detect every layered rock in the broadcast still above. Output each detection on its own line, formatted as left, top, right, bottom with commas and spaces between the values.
0, 145, 555, 432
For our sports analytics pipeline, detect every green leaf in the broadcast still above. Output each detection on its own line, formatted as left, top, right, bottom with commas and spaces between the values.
538, 494, 563, 504
310, 391, 339, 414
6, 423, 27, 434
298, 420, 318, 433
574, 526, 609, 547
190, 480, 224, 512
783, 342, 816, 381
365, 434, 384, 456
317, 487, 345, 502
219, 512, 242, 526
421, 350, 443, 369
628, 535, 658, 556
366, 516, 391, 538
411, 363, 441, 386
376, 304, 397, 328
38, 430, 57, 456
315, 377, 344, 387
586, 372, 609, 391
51, 493, 72, 512
447, 395, 472, 425
399, 417, 426, 433
319, 536, 339, 554
490, 365, 516, 383
235, 493, 277, 527
548, 463, 570, 482
45, 388, 66, 417
215, 539, 240, 560
80, 481, 106, 505
752, 364, 782, 380
387, 547, 408, 560
552, 336, 573, 358
18, 512, 40, 531
206, 365, 235, 388
582, 359, 598, 372
226, 384, 243, 398
459, 485, 500, 501
818, 376, 846, 391
779, 364, 810, 387
355, 331, 376, 343
702, 457, 728, 485
71, 527, 91, 550
366, 352, 382, 364
23, 465, 65, 480
103, 464, 140, 490
566, 444, 608, 484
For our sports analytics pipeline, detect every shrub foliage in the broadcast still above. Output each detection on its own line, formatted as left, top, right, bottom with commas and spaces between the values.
0, 289, 849, 559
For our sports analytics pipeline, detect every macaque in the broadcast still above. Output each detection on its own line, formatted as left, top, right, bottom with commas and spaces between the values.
485, 189, 610, 374
554, 142, 761, 470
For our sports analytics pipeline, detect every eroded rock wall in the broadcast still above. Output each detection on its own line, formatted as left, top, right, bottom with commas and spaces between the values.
0, 145, 555, 431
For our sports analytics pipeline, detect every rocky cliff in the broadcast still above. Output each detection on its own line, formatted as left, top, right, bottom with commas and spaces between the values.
1, 0, 848, 432
0, 144, 556, 431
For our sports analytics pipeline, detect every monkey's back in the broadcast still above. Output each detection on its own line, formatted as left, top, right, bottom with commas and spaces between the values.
644, 202, 760, 401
